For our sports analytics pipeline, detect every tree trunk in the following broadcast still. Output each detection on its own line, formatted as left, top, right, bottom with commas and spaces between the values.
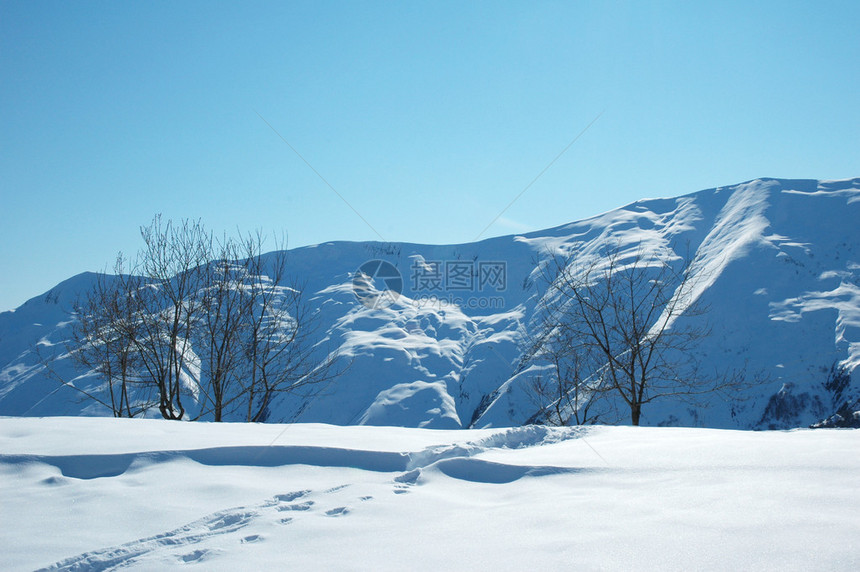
631, 403, 641, 426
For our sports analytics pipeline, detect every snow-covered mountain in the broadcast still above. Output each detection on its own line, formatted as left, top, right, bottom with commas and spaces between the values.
2, 178, 859, 429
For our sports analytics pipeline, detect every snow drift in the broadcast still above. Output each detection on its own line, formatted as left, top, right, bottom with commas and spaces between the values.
1, 417, 857, 570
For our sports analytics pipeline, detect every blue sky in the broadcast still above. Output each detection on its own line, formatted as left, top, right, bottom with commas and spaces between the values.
2, 1, 858, 312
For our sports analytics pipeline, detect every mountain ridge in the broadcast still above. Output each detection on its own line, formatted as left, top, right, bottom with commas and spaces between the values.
2, 177, 858, 428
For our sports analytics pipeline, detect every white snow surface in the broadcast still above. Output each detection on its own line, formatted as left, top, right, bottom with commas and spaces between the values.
0, 417, 857, 571
1, 177, 859, 428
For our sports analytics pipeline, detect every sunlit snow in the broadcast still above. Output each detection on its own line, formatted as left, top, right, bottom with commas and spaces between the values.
0, 417, 857, 570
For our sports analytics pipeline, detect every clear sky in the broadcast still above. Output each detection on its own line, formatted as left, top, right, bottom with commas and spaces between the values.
2, 1, 858, 312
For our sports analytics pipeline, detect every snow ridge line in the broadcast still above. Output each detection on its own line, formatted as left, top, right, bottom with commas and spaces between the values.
0, 446, 410, 479
2, 425, 588, 480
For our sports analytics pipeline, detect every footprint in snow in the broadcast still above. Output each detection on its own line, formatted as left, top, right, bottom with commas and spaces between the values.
179, 549, 210, 563
205, 511, 255, 532
272, 490, 311, 503
277, 501, 314, 512
393, 468, 420, 493
40, 485, 367, 570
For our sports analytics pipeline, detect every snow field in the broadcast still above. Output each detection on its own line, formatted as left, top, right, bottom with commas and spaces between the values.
1, 417, 857, 570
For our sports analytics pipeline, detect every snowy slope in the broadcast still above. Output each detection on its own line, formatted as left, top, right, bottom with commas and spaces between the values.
1, 178, 858, 428
0, 417, 857, 570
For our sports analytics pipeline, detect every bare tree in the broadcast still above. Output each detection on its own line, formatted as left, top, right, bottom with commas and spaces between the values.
524, 322, 603, 426
61, 262, 151, 417
530, 244, 725, 426
194, 236, 246, 421
126, 216, 210, 420
236, 233, 339, 422
49, 217, 338, 422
